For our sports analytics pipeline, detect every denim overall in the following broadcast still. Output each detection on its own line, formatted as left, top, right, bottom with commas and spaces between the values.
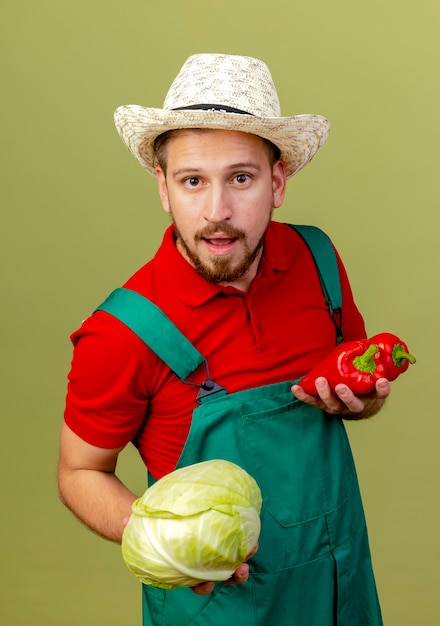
97, 226, 383, 626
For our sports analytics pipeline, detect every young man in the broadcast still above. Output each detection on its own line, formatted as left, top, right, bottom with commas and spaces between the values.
58, 54, 389, 625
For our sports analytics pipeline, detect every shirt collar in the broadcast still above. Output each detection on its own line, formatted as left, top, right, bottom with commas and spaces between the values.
154, 223, 292, 306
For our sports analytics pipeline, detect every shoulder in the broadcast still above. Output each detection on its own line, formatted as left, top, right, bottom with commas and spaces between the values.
263, 221, 337, 270
267, 221, 334, 249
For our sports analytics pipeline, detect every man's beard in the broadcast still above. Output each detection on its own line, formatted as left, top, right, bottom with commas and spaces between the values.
171, 215, 270, 284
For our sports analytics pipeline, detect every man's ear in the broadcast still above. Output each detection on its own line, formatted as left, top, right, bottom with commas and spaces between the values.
272, 160, 287, 209
156, 167, 171, 214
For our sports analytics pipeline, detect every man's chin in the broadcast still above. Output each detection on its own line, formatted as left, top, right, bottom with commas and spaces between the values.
193, 259, 243, 284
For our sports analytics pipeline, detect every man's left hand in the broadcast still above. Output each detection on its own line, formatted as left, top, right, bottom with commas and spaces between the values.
291, 377, 391, 420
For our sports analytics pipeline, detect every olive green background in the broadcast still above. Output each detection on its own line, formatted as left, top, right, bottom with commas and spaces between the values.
1, 1, 438, 624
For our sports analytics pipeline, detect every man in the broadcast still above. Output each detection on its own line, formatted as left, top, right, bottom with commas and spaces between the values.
58, 54, 389, 625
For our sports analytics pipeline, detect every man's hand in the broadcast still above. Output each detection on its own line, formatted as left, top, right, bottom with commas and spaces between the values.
191, 543, 259, 595
291, 377, 391, 420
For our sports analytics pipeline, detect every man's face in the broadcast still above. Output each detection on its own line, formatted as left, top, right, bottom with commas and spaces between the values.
156, 129, 286, 291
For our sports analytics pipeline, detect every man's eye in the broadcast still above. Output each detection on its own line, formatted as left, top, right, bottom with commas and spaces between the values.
184, 177, 200, 188
235, 174, 250, 184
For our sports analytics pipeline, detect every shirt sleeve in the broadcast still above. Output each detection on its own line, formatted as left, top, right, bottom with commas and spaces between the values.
64, 310, 151, 449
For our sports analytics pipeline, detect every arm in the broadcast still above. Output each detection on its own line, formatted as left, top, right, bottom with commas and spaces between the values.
291, 377, 391, 420
58, 422, 256, 592
57, 422, 138, 543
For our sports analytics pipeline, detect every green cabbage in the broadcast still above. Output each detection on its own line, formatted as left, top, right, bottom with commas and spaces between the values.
121, 459, 262, 589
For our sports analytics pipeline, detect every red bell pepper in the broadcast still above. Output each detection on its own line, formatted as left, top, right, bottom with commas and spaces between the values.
299, 332, 416, 396
368, 332, 416, 381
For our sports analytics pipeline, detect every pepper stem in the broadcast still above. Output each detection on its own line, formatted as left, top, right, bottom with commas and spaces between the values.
392, 344, 416, 366
352, 343, 379, 374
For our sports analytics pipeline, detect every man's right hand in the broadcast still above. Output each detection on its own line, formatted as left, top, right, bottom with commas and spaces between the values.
191, 543, 258, 595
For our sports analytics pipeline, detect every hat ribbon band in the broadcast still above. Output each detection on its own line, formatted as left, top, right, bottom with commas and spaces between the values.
172, 104, 254, 115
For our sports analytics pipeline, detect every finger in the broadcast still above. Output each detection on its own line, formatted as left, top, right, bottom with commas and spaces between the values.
246, 542, 258, 560
191, 581, 215, 595
291, 384, 320, 407
315, 378, 346, 412
122, 515, 131, 528
334, 384, 365, 413
375, 378, 391, 399
224, 563, 249, 586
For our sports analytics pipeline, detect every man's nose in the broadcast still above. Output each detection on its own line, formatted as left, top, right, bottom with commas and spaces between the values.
203, 184, 232, 223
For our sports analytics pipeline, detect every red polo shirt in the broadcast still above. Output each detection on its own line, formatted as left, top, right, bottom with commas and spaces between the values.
64, 222, 366, 479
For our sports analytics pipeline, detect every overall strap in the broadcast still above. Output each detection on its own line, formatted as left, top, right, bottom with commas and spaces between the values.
95, 288, 205, 380
94, 224, 343, 383
287, 224, 343, 343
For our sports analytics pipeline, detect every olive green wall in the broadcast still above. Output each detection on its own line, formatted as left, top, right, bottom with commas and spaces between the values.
1, 1, 438, 624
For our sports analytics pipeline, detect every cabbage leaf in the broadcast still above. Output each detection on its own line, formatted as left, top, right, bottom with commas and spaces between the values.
121, 459, 262, 589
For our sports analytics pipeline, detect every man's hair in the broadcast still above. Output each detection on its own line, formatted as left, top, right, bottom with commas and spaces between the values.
145, 128, 281, 175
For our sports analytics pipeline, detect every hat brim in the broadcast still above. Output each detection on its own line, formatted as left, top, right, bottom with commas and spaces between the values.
114, 105, 330, 179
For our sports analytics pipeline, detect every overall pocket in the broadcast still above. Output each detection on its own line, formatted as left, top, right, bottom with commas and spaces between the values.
143, 581, 256, 626
242, 399, 353, 527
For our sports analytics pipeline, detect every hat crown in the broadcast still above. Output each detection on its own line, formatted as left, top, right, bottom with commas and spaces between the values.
163, 54, 281, 117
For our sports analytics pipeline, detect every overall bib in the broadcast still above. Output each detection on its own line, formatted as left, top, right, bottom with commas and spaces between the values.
97, 226, 383, 626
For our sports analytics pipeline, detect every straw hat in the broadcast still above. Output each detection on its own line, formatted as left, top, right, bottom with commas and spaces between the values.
114, 53, 330, 179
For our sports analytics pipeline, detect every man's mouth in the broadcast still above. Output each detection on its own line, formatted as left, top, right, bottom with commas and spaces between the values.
202, 236, 238, 255
204, 236, 236, 247
195, 225, 245, 255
